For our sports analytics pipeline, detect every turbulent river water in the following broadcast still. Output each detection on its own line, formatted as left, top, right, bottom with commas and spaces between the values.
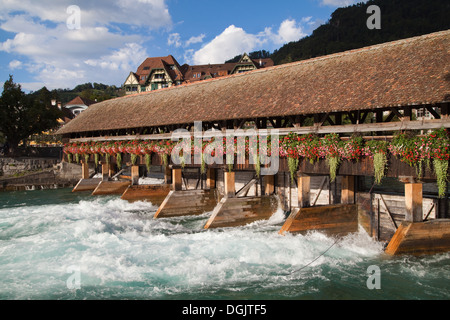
0, 188, 449, 300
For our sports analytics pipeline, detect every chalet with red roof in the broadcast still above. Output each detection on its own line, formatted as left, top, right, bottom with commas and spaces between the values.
123, 53, 274, 94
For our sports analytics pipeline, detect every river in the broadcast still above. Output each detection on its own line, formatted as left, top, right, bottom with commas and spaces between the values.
0, 188, 449, 300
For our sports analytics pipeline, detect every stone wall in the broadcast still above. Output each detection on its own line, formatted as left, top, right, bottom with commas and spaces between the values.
0, 157, 59, 177
0, 158, 82, 191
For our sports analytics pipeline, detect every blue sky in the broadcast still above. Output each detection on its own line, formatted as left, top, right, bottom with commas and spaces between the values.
0, 0, 362, 92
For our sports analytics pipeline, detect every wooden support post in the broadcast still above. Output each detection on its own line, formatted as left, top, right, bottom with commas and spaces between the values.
263, 175, 275, 195
297, 173, 310, 208
82, 161, 90, 179
131, 165, 140, 186
164, 166, 171, 184
224, 171, 236, 198
206, 168, 216, 189
341, 176, 355, 204
172, 168, 182, 191
109, 164, 116, 178
101, 163, 109, 181
405, 183, 423, 222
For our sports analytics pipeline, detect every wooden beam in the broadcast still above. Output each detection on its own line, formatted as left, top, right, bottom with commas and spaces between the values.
425, 106, 441, 119
263, 175, 275, 195
206, 168, 216, 189
236, 178, 258, 197
311, 176, 327, 206
297, 173, 310, 208
379, 194, 398, 229
164, 166, 171, 184
82, 161, 89, 180
224, 171, 236, 198
101, 163, 109, 182
341, 176, 355, 204
172, 168, 182, 191
131, 165, 140, 186
405, 183, 423, 222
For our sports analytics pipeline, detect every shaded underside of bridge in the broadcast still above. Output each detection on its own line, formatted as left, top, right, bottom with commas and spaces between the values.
57, 30, 450, 141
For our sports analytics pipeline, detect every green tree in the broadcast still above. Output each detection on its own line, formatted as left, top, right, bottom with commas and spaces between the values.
0, 75, 63, 156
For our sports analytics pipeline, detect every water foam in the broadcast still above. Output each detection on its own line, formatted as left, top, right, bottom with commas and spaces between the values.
0, 190, 448, 299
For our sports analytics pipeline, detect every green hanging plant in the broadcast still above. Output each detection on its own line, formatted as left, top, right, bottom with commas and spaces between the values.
326, 156, 340, 183
105, 153, 110, 164
254, 153, 261, 178
67, 153, 73, 164
94, 153, 99, 168
288, 157, 299, 183
428, 128, 450, 198
161, 153, 168, 167
84, 153, 89, 164
75, 153, 80, 164
116, 153, 122, 170
226, 152, 233, 172
131, 154, 138, 165
145, 153, 152, 172
323, 133, 341, 183
373, 152, 388, 185
180, 151, 186, 169
367, 140, 388, 185
200, 152, 207, 174
434, 158, 448, 198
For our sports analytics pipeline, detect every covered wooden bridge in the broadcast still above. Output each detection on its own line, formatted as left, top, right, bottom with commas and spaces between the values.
57, 30, 450, 256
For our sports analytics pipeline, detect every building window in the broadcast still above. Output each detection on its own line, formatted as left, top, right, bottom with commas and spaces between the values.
154, 73, 164, 79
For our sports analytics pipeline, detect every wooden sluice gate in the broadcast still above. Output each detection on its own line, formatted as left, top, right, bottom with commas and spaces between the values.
154, 167, 220, 218
72, 178, 102, 192
204, 171, 279, 229
121, 184, 171, 205
72, 161, 100, 192
385, 220, 450, 256
279, 204, 359, 236
204, 195, 278, 229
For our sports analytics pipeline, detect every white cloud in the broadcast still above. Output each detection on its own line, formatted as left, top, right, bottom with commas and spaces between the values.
185, 34, 205, 46
0, 0, 172, 29
8, 59, 22, 69
85, 43, 148, 71
264, 19, 307, 45
0, 0, 172, 89
168, 33, 182, 48
168, 33, 205, 48
192, 25, 266, 65
191, 19, 309, 65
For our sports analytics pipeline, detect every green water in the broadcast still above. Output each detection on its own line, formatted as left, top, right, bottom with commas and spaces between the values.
0, 188, 449, 300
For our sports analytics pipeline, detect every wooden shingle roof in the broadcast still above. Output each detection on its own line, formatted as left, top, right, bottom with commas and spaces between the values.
57, 30, 450, 135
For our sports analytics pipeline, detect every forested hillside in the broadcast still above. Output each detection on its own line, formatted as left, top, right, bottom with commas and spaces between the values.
271, 0, 450, 65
